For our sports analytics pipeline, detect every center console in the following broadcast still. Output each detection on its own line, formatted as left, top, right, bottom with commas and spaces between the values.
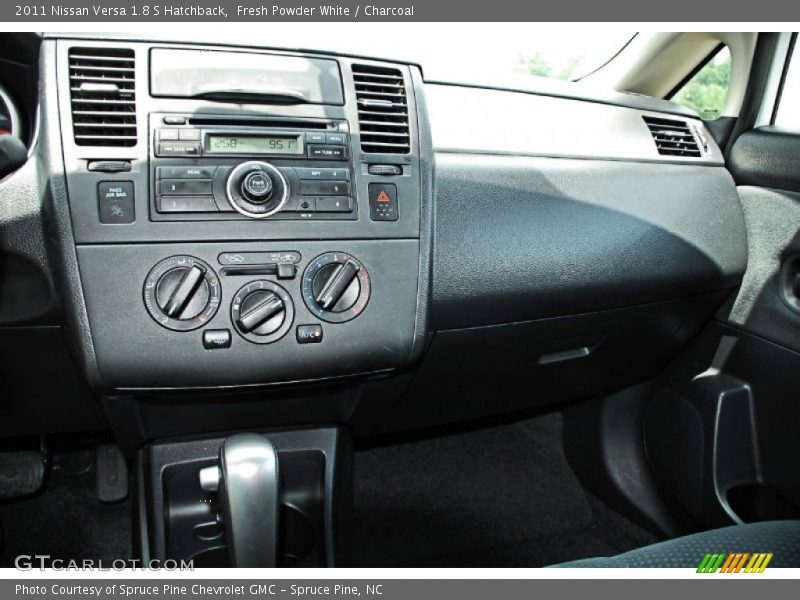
42, 38, 432, 566
51, 40, 431, 391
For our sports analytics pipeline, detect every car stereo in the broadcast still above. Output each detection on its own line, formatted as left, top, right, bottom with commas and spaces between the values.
150, 113, 355, 222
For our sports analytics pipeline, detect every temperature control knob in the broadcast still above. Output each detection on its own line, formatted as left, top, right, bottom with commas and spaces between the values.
226, 161, 288, 218
302, 253, 371, 323
231, 280, 294, 344
143, 256, 221, 331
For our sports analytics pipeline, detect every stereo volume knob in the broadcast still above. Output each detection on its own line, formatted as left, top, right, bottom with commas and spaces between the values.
231, 281, 294, 344
143, 256, 221, 331
226, 161, 288, 218
241, 170, 273, 203
302, 252, 371, 323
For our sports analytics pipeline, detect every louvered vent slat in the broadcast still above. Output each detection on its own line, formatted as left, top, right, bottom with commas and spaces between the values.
69, 47, 137, 147
353, 64, 410, 154
643, 116, 701, 158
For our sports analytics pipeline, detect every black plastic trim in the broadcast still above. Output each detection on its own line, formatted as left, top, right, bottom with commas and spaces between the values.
729, 127, 800, 194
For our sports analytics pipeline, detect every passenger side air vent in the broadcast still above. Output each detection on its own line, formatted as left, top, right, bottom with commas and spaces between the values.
69, 47, 137, 147
353, 64, 410, 154
643, 116, 701, 157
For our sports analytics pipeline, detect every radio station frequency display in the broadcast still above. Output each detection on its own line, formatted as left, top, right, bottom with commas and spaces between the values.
208, 134, 304, 155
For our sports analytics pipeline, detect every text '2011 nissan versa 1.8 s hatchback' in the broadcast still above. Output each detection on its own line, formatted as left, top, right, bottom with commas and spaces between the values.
0, 30, 799, 568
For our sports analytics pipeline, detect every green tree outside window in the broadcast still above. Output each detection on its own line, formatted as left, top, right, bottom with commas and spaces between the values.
670, 47, 732, 120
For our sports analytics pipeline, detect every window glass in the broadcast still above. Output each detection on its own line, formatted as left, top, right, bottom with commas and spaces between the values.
174, 28, 637, 94
671, 46, 732, 120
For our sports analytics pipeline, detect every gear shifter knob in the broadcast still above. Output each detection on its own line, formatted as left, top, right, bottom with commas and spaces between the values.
200, 433, 280, 567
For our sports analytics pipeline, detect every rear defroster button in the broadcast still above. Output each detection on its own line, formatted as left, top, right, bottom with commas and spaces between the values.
202, 329, 231, 350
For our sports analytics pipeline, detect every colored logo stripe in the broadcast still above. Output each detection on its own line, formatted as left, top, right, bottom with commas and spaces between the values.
744, 553, 773, 573
697, 552, 773, 573
697, 553, 725, 573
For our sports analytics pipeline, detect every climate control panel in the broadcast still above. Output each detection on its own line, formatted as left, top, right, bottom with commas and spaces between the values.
78, 239, 419, 388
142, 251, 372, 347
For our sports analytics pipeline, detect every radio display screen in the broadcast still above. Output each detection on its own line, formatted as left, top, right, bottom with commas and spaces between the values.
207, 134, 304, 155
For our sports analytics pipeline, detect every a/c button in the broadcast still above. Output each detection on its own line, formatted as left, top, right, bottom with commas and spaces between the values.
296, 324, 323, 344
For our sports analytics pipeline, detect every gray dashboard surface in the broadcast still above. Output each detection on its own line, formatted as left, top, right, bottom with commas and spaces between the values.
425, 84, 723, 165
431, 153, 748, 331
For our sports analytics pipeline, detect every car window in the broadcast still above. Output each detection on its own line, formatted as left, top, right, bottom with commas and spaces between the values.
774, 36, 800, 131
163, 29, 637, 94
670, 46, 732, 120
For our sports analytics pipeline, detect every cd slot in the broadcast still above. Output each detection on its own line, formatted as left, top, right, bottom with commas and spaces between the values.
187, 116, 331, 130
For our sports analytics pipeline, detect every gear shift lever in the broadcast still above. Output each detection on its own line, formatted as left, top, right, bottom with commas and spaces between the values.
199, 434, 280, 567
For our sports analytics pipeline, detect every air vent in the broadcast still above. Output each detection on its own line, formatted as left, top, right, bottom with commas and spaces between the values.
643, 116, 701, 157
69, 47, 137, 147
353, 64, 410, 154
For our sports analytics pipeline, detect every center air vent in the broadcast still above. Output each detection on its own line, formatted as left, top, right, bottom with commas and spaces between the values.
643, 116, 701, 157
353, 64, 410, 154
69, 47, 137, 147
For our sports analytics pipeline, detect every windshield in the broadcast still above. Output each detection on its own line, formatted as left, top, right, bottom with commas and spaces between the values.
374, 27, 637, 88
156, 26, 637, 93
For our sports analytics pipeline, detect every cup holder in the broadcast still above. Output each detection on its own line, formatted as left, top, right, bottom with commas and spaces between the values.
189, 546, 230, 567
278, 504, 317, 566
727, 483, 800, 523
186, 504, 317, 568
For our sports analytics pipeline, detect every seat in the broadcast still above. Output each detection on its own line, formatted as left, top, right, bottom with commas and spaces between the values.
555, 521, 800, 568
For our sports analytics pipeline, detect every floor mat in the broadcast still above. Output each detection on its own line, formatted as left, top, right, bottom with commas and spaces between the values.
0, 458, 131, 566
352, 412, 657, 567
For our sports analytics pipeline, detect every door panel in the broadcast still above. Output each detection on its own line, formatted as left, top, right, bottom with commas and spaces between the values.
645, 76, 800, 529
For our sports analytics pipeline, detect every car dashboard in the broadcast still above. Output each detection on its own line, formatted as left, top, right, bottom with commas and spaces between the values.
0, 33, 751, 566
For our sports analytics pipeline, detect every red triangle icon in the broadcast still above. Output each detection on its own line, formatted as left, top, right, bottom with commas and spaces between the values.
376, 190, 391, 203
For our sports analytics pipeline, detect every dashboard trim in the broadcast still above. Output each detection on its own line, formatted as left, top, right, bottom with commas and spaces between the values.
426, 83, 724, 166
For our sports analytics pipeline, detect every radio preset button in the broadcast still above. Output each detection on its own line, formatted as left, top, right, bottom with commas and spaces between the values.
316, 196, 352, 212
294, 167, 349, 181
300, 180, 350, 196
307, 144, 347, 160
159, 179, 213, 196
158, 166, 217, 180
158, 196, 218, 213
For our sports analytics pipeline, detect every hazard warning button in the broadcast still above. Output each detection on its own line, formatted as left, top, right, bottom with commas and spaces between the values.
368, 183, 399, 221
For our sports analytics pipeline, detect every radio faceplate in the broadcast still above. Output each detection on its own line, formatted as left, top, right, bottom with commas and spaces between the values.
150, 113, 356, 222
